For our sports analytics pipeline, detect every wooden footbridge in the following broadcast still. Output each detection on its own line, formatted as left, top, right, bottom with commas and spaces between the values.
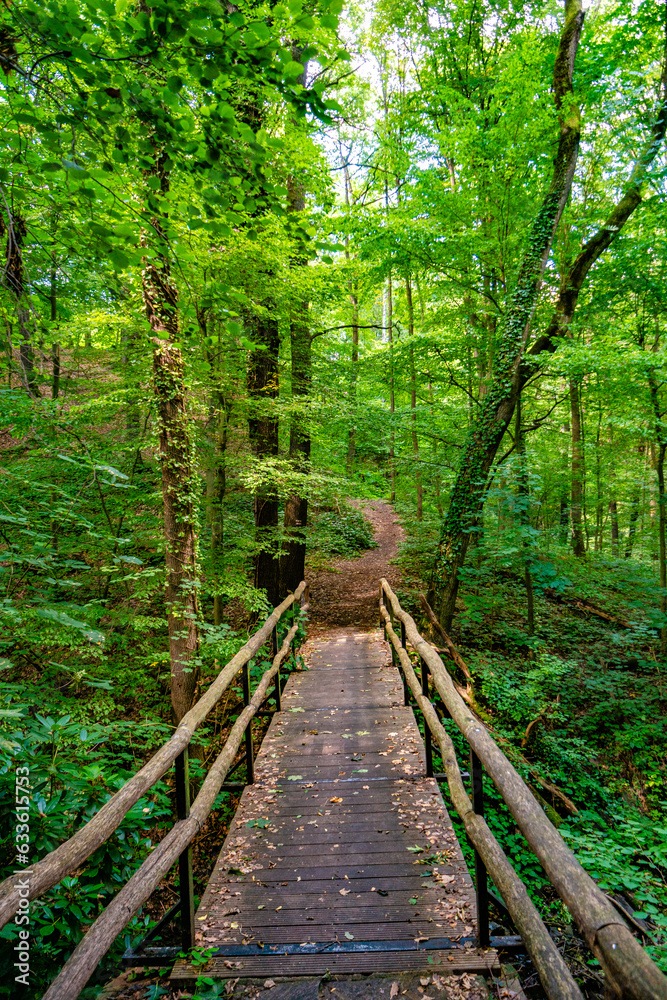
2, 581, 667, 1000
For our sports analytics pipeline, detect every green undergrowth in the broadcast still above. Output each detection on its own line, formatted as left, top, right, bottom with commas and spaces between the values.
308, 503, 377, 565
406, 548, 667, 983
0, 608, 306, 998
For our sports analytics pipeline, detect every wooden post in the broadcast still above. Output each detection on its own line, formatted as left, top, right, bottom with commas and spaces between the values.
174, 748, 195, 952
421, 657, 433, 777
401, 621, 409, 705
470, 748, 490, 948
242, 661, 254, 784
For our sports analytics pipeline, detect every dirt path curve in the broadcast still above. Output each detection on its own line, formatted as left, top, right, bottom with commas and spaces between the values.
305, 501, 404, 631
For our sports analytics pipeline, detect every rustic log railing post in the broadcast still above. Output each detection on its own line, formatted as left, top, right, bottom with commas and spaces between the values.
242, 661, 254, 784
470, 747, 490, 948
420, 656, 433, 777
401, 620, 409, 705
174, 748, 195, 952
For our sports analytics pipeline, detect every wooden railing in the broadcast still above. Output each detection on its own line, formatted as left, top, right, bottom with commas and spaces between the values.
379, 578, 667, 1000
0, 582, 308, 1000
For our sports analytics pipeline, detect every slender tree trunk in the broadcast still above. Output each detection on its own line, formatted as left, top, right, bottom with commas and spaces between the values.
387, 271, 395, 502
657, 443, 667, 655
341, 158, 359, 474
570, 378, 586, 557
626, 478, 642, 559
648, 334, 667, 654
280, 143, 311, 597
406, 277, 422, 519
207, 391, 230, 626
248, 311, 280, 608
609, 500, 620, 554
142, 162, 199, 723
346, 286, 359, 474
433, 0, 584, 629
281, 302, 311, 595
515, 397, 534, 636
608, 425, 619, 555
50, 248, 60, 400
1, 212, 40, 397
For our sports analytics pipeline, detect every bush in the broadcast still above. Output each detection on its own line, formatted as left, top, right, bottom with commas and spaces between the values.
311, 506, 377, 558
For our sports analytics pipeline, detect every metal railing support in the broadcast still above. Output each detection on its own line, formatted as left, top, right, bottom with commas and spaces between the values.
470, 748, 490, 947
242, 661, 255, 785
174, 748, 195, 952
420, 657, 433, 777
272, 624, 281, 711
401, 621, 409, 705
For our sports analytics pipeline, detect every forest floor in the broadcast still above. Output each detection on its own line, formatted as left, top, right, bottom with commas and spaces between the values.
306, 500, 404, 631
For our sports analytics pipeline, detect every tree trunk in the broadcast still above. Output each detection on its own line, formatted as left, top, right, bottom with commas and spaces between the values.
515, 398, 535, 636
207, 391, 230, 626
248, 311, 280, 608
657, 442, 667, 655
142, 162, 199, 724
281, 304, 311, 595
280, 150, 311, 597
406, 277, 422, 519
608, 425, 619, 555
570, 378, 586, 557
50, 247, 60, 400
387, 271, 395, 502
433, 0, 584, 629
346, 285, 359, 475
1, 211, 40, 397
625, 480, 642, 559
647, 342, 667, 654
523, 21, 667, 368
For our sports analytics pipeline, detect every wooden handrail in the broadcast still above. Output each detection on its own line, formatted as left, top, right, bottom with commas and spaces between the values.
379, 601, 583, 1000
380, 579, 667, 1000
42, 621, 300, 1000
0, 582, 306, 930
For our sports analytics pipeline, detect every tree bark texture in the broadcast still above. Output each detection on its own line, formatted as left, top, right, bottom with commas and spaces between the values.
434, 0, 584, 629
142, 168, 199, 723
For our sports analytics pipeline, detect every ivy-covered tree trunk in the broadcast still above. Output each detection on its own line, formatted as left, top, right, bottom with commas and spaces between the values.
142, 167, 199, 723
434, 0, 584, 629
248, 311, 280, 608
523, 20, 667, 367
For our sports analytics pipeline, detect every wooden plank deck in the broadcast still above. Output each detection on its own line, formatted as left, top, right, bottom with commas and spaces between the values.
172, 627, 497, 983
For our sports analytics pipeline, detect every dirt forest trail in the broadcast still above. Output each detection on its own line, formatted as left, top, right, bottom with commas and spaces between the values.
306, 501, 405, 631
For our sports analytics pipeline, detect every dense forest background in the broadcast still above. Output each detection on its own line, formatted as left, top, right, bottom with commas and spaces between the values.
1, 0, 667, 995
